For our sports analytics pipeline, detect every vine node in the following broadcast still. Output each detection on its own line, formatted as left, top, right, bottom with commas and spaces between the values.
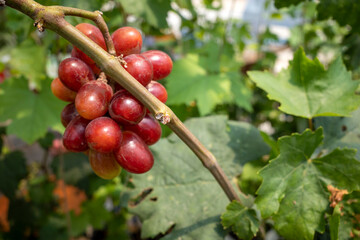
34, 19, 45, 32
55, 6, 116, 56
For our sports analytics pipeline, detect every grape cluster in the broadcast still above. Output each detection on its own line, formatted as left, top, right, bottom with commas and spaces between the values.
51, 23, 172, 179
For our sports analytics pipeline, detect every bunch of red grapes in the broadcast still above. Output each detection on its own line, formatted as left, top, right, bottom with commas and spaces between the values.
51, 23, 172, 179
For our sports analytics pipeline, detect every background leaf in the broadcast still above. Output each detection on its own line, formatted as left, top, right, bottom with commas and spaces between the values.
248, 48, 360, 119
51, 152, 93, 186
167, 54, 251, 115
0, 77, 66, 143
317, 0, 360, 33
221, 201, 259, 240
255, 128, 360, 240
0, 151, 27, 199
9, 40, 47, 89
126, 116, 269, 240
315, 107, 360, 160
116, 0, 171, 28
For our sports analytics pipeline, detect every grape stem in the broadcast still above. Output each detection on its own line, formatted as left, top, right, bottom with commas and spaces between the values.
4, 0, 241, 202
53, 6, 116, 56
308, 118, 314, 131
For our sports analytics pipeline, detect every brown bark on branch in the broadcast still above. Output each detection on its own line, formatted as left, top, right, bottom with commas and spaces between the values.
4, 0, 241, 202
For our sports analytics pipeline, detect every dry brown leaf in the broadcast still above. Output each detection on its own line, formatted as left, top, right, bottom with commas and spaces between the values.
327, 185, 349, 208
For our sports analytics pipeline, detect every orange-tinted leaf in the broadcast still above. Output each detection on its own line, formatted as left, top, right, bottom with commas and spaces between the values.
53, 180, 87, 215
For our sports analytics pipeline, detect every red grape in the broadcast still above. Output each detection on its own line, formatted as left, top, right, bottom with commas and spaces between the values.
124, 114, 161, 145
63, 115, 90, 152
114, 131, 154, 174
75, 80, 113, 120
146, 81, 168, 103
123, 54, 153, 86
89, 150, 122, 179
61, 103, 79, 127
71, 48, 101, 76
85, 117, 122, 153
109, 90, 146, 124
51, 77, 77, 102
72, 23, 107, 74
58, 57, 95, 91
141, 50, 172, 80
112, 27, 142, 57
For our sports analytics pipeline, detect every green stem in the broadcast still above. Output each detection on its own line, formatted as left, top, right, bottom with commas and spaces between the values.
308, 118, 313, 131
5, 0, 241, 202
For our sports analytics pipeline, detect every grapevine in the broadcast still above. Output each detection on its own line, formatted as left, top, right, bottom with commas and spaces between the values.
4, 0, 240, 202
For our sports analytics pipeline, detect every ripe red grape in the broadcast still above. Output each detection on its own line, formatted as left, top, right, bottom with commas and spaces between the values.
75, 23, 107, 50
141, 50, 172, 80
72, 23, 107, 74
146, 81, 168, 103
112, 27, 142, 57
54, 24, 172, 177
114, 131, 154, 174
63, 115, 90, 152
58, 57, 95, 91
124, 114, 161, 145
109, 90, 146, 124
89, 150, 122, 180
85, 117, 122, 153
61, 103, 79, 127
123, 54, 153, 86
51, 77, 77, 102
75, 80, 113, 120
71, 48, 100, 76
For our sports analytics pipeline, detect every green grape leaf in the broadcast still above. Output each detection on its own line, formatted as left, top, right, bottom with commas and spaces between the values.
255, 128, 360, 240
248, 48, 360, 119
315, 107, 360, 160
9, 40, 47, 89
115, 0, 171, 28
221, 201, 260, 240
126, 116, 270, 240
167, 54, 252, 115
229, 73, 253, 113
143, 0, 172, 29
0, 151, 27, 199
0, 77, 66, 144
274, 0, 304, 8
196, 41, 221, 72
317, 0, 360, 33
